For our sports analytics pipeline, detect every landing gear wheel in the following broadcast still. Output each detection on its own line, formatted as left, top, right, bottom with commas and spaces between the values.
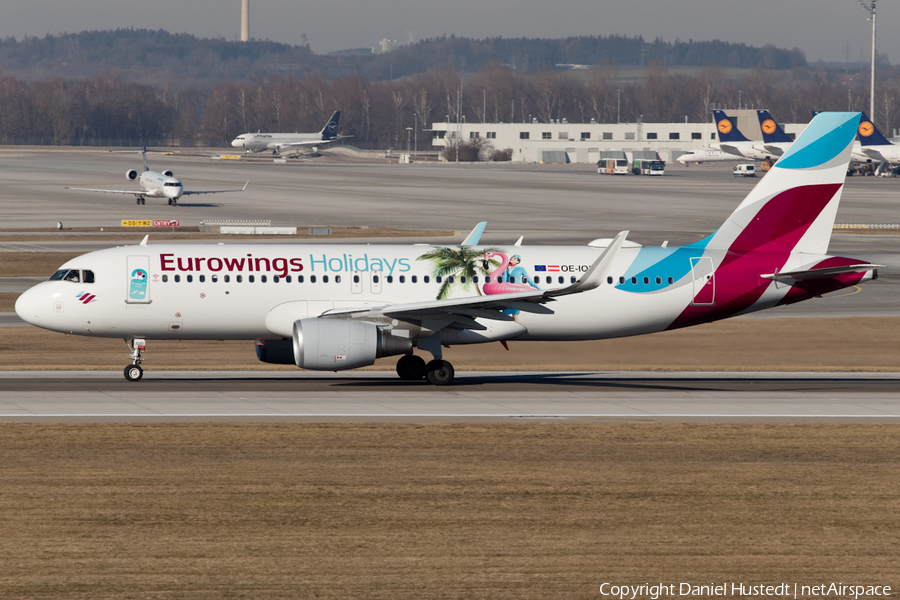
167, 198, 173, 206
396, 354, 427, 380
124, 364, 143, 382
425, 360, 455, 386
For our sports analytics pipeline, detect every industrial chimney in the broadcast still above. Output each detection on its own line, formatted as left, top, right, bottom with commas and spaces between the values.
240, 0, 249, 42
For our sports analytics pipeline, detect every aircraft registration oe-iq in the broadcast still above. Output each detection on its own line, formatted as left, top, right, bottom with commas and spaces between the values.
231, 111, 345, 155
65, 148, 249, 206
17, 113, 880, 385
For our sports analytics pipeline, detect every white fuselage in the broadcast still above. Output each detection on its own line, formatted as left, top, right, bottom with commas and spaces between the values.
231, 133, 321, 153
15, 241, 864, 346
676, 149, 743, 164
139, 171, 184, 199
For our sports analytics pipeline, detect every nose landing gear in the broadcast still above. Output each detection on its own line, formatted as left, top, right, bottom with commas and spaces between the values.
124, 338, 146, 382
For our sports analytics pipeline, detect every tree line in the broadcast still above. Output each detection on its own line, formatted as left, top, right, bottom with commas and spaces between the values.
0, 29, 808, 87
2, 62, 899, 149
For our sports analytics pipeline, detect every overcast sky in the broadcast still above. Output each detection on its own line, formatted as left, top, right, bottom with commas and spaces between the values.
3, 0, 897, 64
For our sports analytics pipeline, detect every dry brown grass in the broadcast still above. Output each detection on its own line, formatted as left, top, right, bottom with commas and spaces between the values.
1, 317, 898, 372
0, 423, 897, 599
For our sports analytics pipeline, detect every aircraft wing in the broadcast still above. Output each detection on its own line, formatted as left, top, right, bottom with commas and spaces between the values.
716, 144, 745, 157
859, 148, 886, 160
322, 231, 629, 330
65, 187, 146, 196
760, 144, 785, 156
181, 181, 249, 196
275, 136, 351, 152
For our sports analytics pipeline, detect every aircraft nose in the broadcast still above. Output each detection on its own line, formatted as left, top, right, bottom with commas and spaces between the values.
15, 286, 42, 326
231, 139, 241, 148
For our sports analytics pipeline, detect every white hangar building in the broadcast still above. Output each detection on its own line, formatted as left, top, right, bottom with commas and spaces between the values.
429, 109, 806, 164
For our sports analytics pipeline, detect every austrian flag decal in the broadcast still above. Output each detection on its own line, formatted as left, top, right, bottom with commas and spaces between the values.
76, 291, 96, 304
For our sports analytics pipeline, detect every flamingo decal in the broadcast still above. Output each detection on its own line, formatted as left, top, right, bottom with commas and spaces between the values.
481, 252, 539, 295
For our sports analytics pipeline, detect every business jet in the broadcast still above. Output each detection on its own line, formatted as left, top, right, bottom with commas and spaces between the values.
231, 111, 345, 155
18, 113, 879, 385
65, 148, 249, 206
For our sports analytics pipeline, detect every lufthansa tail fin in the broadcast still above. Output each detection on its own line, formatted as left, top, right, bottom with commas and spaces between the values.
705, 112, 861, 256
757, 110, 793, 143
857, 112, 892, 146
712, 110, 751, 142
320, 111, 341, 140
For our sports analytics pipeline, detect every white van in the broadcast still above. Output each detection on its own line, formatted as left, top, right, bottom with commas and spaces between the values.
733, 164, 756, 177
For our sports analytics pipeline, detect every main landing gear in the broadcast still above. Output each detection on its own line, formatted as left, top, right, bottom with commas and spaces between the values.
395, 354, 455, 386
167, 198, 177, 206
124, 338, 146, 382
136, 196, 146, 205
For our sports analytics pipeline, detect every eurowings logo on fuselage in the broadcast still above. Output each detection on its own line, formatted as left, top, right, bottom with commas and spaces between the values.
76, 291, 96, 304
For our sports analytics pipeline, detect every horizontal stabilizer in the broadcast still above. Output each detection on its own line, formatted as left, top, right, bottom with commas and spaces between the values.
763, 263, 882, 282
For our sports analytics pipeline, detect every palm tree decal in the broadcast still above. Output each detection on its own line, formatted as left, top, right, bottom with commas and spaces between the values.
417, 246, 502, 299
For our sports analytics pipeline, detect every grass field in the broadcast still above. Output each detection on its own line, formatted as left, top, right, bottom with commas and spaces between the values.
1, 423, 897, 599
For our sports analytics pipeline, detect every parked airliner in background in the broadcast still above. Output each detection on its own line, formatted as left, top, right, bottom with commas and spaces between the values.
755, 110, 795, 157
710, 110, 774, 160
65, 148, 248, 206
20, 113, 879, 385
231, 111, 345, 155
851, 112, 900, 172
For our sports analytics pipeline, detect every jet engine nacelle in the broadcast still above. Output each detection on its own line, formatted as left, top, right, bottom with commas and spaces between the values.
292, 318, 411, 371
161, 170, 174, 177
255, 339, 294, 365
126, 169, 138, 180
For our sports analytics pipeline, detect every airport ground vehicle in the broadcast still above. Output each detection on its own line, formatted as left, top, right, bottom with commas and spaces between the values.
598, 158, 630, 174
632, 160, 665, 175
733, 164, 756, 177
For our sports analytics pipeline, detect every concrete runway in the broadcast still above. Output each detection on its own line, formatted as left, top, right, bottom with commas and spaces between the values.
0, 371, 898, 424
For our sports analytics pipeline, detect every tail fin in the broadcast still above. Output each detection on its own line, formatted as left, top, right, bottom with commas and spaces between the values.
757, 110, 793, 143
706, 112, 861, 255
857, 112, 892, 146
320, 111, 341, 140
712, 110, 750, 142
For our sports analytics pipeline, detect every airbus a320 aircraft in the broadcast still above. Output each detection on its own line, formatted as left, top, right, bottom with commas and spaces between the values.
851, 112, 900, 172
231, 111, 345, 155
19, 113, 879, 385
66, 148, 249, 206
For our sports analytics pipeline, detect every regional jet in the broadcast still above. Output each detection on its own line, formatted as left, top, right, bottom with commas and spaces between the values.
231, 111, 345, 155
675, 148, 742, 165
19, 113, 879, 385
65, 148, 249, 206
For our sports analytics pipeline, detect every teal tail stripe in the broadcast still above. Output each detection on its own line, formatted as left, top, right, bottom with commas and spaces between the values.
776, 113, 860, 170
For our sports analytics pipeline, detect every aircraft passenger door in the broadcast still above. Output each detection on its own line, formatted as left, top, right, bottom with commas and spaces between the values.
690, 257, 715, 306
351, 270, 363, 294
370, 270, 382, 294
126, 255, 152, 304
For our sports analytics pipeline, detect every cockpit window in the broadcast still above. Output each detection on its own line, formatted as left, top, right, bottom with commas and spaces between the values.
49, 270, 68, 281
82, 270, 95, 284
63, 270, 81, 283
49, 269, 94, 283
164, 182, 181, 187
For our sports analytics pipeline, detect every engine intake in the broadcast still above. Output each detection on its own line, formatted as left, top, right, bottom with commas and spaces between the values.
292, 318, 411, 371
126, 169, 138, 180
162, 170, 174, 177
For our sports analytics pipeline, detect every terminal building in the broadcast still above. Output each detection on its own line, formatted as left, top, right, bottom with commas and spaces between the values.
429, 109, 806, 164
